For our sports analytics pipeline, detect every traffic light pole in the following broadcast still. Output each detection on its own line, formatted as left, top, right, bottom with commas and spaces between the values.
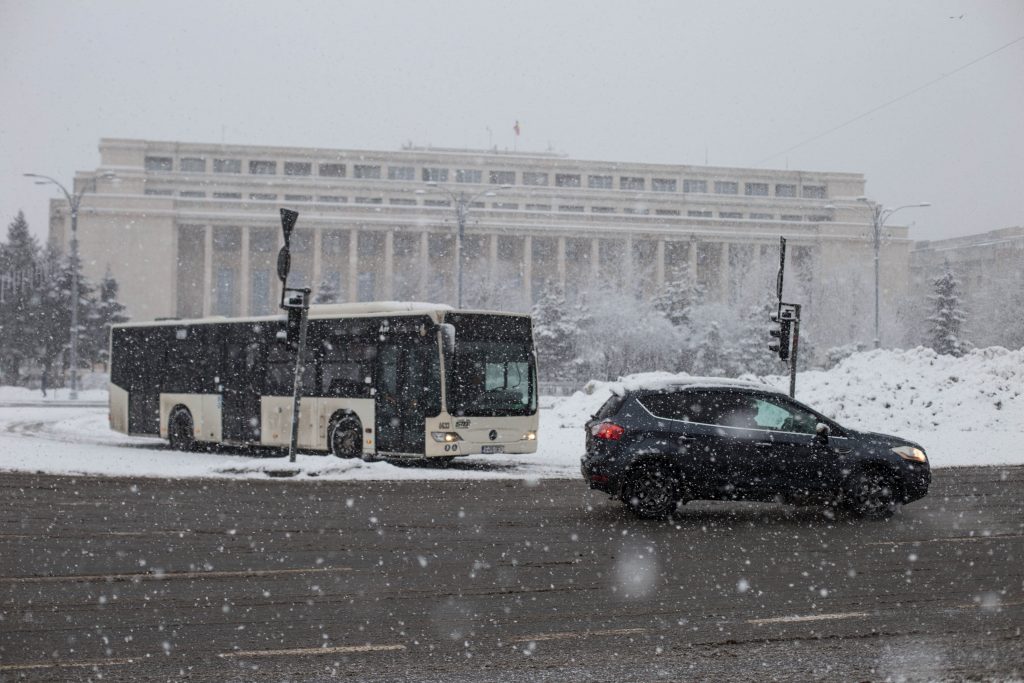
788, 304, 801, 399
287, 302, 310, 464
276, 208, 313, 464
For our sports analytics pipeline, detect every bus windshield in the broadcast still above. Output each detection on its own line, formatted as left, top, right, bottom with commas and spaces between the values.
444, 314, 537, 417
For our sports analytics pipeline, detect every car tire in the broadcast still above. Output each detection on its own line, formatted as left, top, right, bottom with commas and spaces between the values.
328, 416, 362, 459
845, 469, 900, 520
621, 464, 681, 520
168, 408, 195, 452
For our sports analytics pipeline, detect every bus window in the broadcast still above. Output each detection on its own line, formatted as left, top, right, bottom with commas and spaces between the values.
322, 341, 376, 398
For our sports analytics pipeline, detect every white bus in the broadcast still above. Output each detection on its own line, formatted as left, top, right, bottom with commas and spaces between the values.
109, 302, 538, 462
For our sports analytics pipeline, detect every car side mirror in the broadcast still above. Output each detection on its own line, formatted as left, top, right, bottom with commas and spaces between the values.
439, 323, 456, 356
815, 422, 830, 444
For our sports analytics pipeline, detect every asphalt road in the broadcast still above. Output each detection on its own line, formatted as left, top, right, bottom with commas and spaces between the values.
1, 466, 1022, 682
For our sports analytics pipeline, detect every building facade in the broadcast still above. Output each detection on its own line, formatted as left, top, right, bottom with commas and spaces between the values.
50, 138, 913, 349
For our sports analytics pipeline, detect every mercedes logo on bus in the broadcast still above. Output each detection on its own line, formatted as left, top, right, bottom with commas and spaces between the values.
488, 430, 498, 441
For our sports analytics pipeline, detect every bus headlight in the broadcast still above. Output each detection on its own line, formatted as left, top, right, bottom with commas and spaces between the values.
431, 432, 462, 443
892, 445, 927, 463
522, 430, 537, 441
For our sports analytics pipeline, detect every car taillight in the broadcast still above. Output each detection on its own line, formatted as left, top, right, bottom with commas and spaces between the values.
592, 422, 625, 441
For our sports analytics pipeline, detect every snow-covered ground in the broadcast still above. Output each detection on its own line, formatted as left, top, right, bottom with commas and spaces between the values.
0, 347, 1021, 482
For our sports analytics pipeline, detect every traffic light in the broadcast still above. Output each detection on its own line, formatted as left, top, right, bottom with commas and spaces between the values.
769, 312, 792, 361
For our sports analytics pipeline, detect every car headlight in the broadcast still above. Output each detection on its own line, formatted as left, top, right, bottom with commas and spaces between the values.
892, 445, 927, 463
522, 430, 537, 441
431, 432, 462, 443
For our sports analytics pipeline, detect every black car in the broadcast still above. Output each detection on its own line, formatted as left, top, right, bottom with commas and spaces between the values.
581, 379, 930, 520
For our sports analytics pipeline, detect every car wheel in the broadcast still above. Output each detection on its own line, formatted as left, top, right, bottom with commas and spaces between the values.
168, 409, 195, 452
329, 417, 361, 459
621, 465, 681, 520
846, 469, 900, 519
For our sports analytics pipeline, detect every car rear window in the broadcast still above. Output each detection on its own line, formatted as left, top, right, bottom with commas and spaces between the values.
594, 394, 625, 420
637, 392, 691, 420
638, 390, 749, 424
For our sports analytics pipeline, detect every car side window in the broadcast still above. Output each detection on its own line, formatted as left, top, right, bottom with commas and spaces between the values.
751, 396, 818, 434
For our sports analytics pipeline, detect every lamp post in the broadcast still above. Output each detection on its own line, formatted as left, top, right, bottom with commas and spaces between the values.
420, 182, 510, 308
856, 197, 931, 349
24, 172, 113, 399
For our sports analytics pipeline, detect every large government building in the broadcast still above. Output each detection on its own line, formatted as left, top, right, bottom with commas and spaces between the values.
50, 138, 913, 348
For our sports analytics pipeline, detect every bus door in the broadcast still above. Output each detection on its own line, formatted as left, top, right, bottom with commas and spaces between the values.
375, 339, 437, 455
221, 325, 263, 444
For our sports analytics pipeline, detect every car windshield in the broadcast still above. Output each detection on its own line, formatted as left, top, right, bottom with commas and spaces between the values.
447, 340, 536, 417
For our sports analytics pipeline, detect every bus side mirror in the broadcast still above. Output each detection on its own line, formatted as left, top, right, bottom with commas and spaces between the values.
439, 323, 456, 356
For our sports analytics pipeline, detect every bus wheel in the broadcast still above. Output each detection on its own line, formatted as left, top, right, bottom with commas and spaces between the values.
328, 417, 361, 459
168, 409, 195, 452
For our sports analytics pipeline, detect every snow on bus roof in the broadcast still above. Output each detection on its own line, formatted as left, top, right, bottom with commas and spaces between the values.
585, 372, 783, 397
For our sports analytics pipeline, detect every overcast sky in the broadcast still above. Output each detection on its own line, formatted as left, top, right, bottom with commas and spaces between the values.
2, 0, 1022, 242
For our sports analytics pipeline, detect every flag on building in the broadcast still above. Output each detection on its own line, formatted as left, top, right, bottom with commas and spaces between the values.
513, 120, 521, 136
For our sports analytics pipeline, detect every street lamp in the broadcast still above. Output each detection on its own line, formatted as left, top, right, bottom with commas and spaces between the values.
856, 197, 931, 349
24, 171, 115, 399
420, 182, 511, 308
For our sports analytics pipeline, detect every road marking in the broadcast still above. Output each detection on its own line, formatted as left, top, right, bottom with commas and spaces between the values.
866, 534, 1024, 547
509, 627, 648, 643
220, 644, 406, 658
0, 658, 136, 671
0, 566, 352, 584
747, 611, 868, 625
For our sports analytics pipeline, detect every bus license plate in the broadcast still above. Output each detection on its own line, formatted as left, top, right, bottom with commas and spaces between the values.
481, 445, 505, 454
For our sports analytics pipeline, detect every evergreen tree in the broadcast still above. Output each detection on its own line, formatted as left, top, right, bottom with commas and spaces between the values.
653, 268, 702, 329
736, 295, 785, 376
531, 285, 577, 381
82, 269, 129, 370
694, 321, 727, 376
0, 212, 43, 384
927, 263, 970, 357
35, 247, 96, 379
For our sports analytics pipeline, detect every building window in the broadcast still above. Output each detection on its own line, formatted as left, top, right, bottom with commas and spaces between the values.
144, 188, 174, 196
591, 206, 616, 213
714, 181, 738, 195
318, 195, 346, 203
180, 157, 206, 173
249, 160, 277, 175
180, 191, 206, 198
745, 182, 769, 196
775, 183, 797, 197
620, 176, 645, 190
424, 199, 450, 207
655, 209, 680, 216
213, 266, 237, 316
781, 214, 802, 221
555, 173, 581, 188
354, 196, 383, 204
144, 156, 173, 172
683, 179, 707, 193
387, 166, 414, 180
489, 170, 516, 185
802, 185, 827, 199
357, 272, 376, 302
422, 167, 449, 182
353, 164, 381, 179
807, 215, 833, 222
249, 193, 277, 200
213, 158, 242, 174
284, 161, 312, 176
623, 207, 650, 215
250, 270, 271, 316
319, 163, 346, 178
688, 210, 712, 218
468, 201, 485, 208
588, 175, 613, 189
719, 211, 743, 219
652, 178, 677, 192
558, 205, 584, 212
493, 202, 519, 210
525, 203, 552, 211
523, 172, 549, 186
213, 192, 242, 199
389, 198, 417, 206
284, 194, 313, 202
750, 213, 774, 220
455, 169, 482, 183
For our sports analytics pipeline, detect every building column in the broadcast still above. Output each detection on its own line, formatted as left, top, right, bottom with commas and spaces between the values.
312, 228, 322, 293
488, 234, 498, 292
591, 238, 601, 283
721, 242, 731, 302
383, 230, 394, 300
688, 237, 698, 280
419, 231, 429, 300
202, 225, 213, 317
239, 227, 250, 316
348, 229, 359, 303
556, 236, 566, 292
624, 235, 634, 294
655, 239, 665, 290
522, 235, 532, 305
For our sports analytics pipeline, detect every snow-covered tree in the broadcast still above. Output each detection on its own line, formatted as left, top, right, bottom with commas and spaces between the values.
927, 263, 970, 357
82, 268, 129, 370
0, 212, 43, 384
653, 269, 702, 329
735, 295, 786, 376
576, 290, 680, 380
531, 285, 579, 381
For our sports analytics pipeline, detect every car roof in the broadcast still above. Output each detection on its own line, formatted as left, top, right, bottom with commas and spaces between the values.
598, 373, 786, 398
